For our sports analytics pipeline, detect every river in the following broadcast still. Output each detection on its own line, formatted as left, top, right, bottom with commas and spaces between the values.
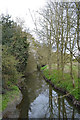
3, 71, 80, 119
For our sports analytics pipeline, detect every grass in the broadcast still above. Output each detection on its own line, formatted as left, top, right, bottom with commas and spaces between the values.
0, 85, 20, 112
41, 63, 80, 100
41, 65, 48, 70
0, 94, 2, 113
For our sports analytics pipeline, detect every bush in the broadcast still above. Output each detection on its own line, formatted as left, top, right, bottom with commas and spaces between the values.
2, 46, 22, 90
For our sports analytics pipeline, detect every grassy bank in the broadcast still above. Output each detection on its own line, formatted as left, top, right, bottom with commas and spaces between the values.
0, 85, 21, 112
41, 63, 80, 101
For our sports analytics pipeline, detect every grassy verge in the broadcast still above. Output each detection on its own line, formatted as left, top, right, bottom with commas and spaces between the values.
41, 63, 79, 101
0, 85, 20, 112
0, 94, 2, 113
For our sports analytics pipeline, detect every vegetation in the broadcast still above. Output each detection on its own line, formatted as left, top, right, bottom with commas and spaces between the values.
33, 2, 80, 100
2, 15, 29, 73
1, 14, 30, 91
2, 85, 20, 111
0, 1, 80, 118
41, 62, 79, 100
0, 14, 33, 111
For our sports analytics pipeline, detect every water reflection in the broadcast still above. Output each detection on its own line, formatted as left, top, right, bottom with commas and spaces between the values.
58, 94, 61, 119
17, 71, 80, 119
49, 85, 53, 118
3, 71, 80, 119
17, 87, 29, 118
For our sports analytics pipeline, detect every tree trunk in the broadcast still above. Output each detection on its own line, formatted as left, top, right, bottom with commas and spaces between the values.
76, 2, 80, 98
61, 10, 64, 79
70, 51, 75, 88
57, 42, 59, 71
70, 38, 75, 88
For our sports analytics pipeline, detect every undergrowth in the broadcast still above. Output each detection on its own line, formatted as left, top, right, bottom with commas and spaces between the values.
41, 64, 80, 101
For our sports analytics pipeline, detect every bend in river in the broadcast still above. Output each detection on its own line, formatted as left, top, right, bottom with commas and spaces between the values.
3, 71, 80, 119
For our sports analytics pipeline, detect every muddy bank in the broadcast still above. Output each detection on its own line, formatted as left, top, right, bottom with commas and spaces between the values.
42, 72, 80, 109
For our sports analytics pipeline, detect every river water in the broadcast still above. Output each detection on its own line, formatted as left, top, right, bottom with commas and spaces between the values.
3, 71, 80, 119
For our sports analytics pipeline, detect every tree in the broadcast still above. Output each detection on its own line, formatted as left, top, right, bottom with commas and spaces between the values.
1, 14, 31, 92
2, 45, 21, 90
75, 2, 80, 98
1, 14, 29, 73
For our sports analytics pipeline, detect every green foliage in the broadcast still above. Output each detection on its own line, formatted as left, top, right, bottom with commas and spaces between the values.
1, 14, 14, 45
2, 85, 20, 111
42, 63, 79, 100
0, 94, 2, 113
41, 65, 48, 70
1, 14, 29, 73
2, 46, 22, 89
10, 35, 29, 72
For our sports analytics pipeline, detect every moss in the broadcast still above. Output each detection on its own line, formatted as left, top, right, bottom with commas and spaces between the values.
2, 85, 20, 111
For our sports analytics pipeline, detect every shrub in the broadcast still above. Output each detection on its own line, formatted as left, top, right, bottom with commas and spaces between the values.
2, 46, 22, 90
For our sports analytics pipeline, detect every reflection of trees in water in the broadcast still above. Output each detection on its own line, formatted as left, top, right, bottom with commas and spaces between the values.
25, 72, 46, 103
58, 94, 61, 119
49, 85, 53, 118
45, 85, 75, 119
54, 97, 75, 119
17, 87, 30, 119
17, 72, 79, 119
72, 108, 75, 120
17, 72, 47, 118
62, 98, 67, 119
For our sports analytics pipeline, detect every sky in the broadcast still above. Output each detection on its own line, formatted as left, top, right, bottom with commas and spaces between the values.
0, 0, 47, 30
0, 0, 79, 30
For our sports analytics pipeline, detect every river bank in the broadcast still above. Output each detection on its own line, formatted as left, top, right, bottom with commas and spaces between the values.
41, 67, 80, 109
1, 71, 80, 118
1, 85, 22, 118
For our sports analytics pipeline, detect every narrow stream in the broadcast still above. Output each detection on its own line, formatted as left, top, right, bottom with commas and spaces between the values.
3, 71, 80, 119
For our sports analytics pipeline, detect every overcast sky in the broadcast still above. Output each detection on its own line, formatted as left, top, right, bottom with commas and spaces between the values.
0, 0, 47, 30
0, 0, 79, 31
